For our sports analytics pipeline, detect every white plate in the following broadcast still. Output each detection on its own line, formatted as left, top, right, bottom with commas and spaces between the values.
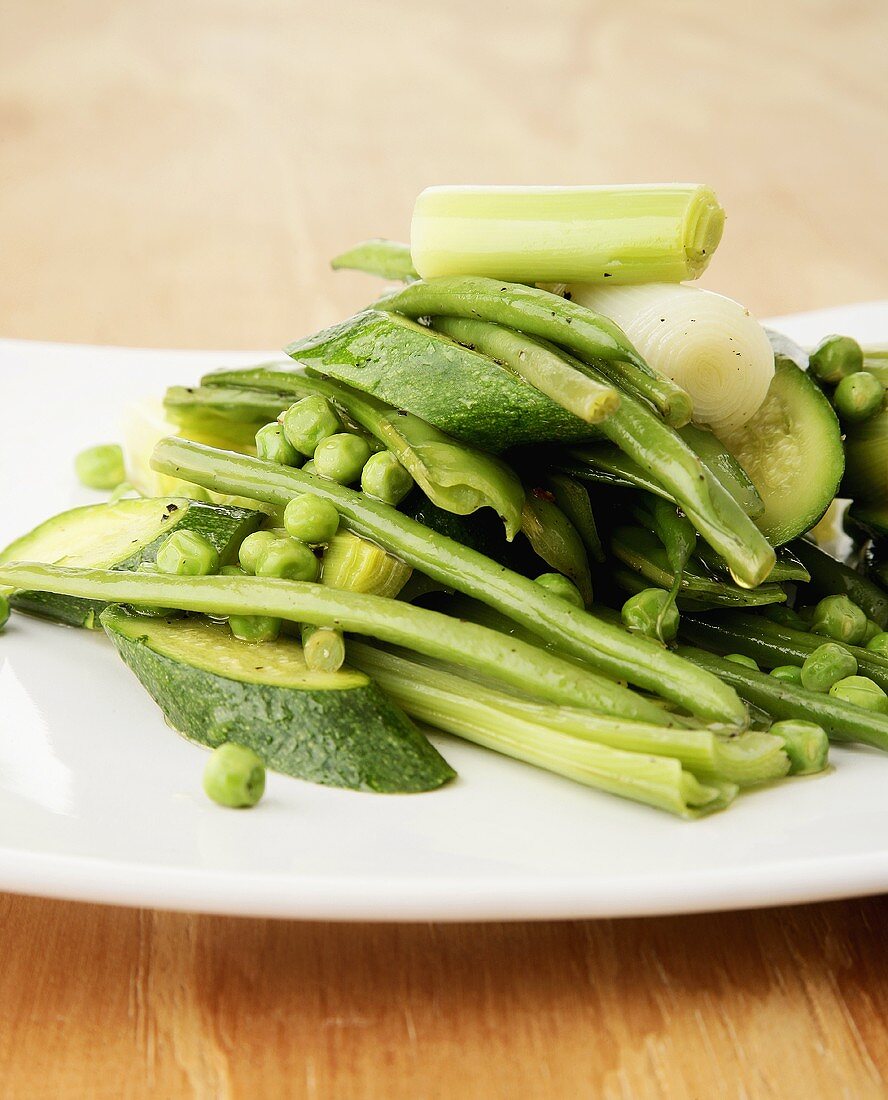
2, 303, 888, 922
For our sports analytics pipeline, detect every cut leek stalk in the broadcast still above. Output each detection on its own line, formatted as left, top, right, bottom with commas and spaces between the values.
410, 184, 724, 284
558, 283, 774, 436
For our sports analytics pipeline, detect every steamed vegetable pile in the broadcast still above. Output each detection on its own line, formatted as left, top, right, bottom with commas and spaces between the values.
4, 183, 888, 818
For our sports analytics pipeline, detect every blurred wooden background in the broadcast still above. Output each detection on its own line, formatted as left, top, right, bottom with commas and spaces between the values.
2, 1, 888, 1096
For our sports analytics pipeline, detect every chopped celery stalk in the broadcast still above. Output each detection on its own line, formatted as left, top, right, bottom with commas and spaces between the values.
347, 643, 786, 790
330, 239, 418, 282
431, 315, 620, 425
150, 439, 750, 728
348, 643, 736, 817
0, 561, 681, 726
410, 184, 725, 284
321, 532, 412, 598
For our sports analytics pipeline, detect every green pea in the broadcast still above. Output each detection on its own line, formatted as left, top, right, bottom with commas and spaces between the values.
801, 642, 858, 693
313, 433, 373, 485
809, 334, 863, 384
229, 614, 281, 643
621, 588, 679, 643
203, 743, 266, 808
155, 530, 219, 576
724, 653, 758, 670
360, 451, 414, 505
0, 593, 9, 631
283, 495, 340, 545
238, 530, 280, 574
75, 443, 125, 490
810, 595, 868, 646
862, 619, 883, 646
255, 423, 300, 466
828, 675, 888, 713
281, 396, 341, 455
770, 664, 803, 685
865, 631, 888, 656
534, 572, 585, 609
255, 537, 319, 582
833, 371, 884, 422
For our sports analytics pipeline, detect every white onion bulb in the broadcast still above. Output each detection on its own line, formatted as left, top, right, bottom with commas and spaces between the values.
558, 283, 775, 435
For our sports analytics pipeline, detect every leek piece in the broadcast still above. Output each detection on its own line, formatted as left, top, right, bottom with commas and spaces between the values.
557, 283, 775, 435
321, 531, 412, 598
330, 239, 418, 282
410, 184, 724, 284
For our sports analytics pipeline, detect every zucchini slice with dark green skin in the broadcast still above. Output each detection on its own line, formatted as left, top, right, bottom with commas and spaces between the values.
0, 498, 262, 627
285, 309, 598, 452
715, 357, 844, 546
101, 607, 455, 793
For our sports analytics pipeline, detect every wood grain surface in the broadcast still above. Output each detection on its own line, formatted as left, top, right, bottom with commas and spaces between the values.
2, 1, 888, 1096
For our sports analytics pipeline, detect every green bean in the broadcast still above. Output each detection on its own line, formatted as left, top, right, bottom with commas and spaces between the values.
767, 721, 829, 775
281, 396, 341, 456
611, 527, 784, 608
360, 451, 413, 505
679, 646, 888, 752
155, 530, 219, 577
376, 277, 694, 426
542, 474, 604, 563
203, 743, 266, 808
762, 607, 810, 631
676, 424, 764, 518
834, 371, 884, 422
0, 592, 9, 630
330, 239, 419, 282
545, 356, 775, 588
621, 588, 680, 643
75, 444, 125, 491
829, 675, 888, 713
0, 561, 688, 727
283, 495, 340, 545
256, 422, 301, 466
809, 595, 868, 645
430, 315, 620, 424
699, 544, 810, 585
150, 439, 749, 727
791, 539, 888, 627
301, 623, 346, 672
534, 573, 584, 609
521, 492, 592, 605
680, 610, 888, 692
808, 334, 863, 384
633, 496, 696, 634
313, 433, 372, 484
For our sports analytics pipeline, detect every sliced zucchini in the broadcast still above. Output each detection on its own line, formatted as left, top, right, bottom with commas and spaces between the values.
285, 309, 598, 452
716, 357, 844, 546
0, 498, 262, 627
101, 607, 455, 793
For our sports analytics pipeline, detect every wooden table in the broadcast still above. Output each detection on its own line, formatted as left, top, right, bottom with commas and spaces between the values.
2, 2, 888, 1095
